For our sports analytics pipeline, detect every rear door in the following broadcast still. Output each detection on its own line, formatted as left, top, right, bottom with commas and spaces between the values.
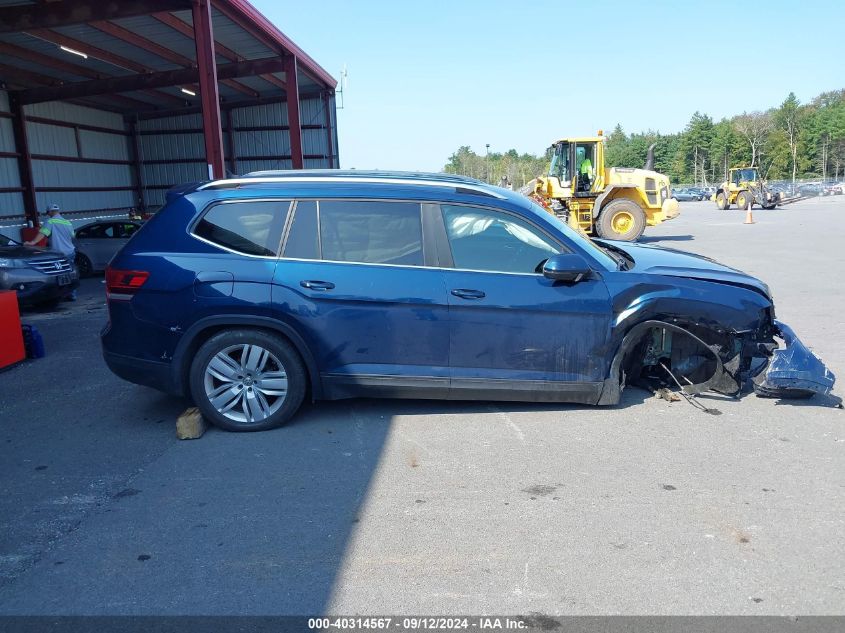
436, 203, 613, 402
272, 199, 449, 398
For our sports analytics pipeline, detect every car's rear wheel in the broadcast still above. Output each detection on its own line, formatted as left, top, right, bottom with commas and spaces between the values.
595, 198, 646, 242
75, 253, 93, 277
715, 192, 729, 210
189, 329, 306, 431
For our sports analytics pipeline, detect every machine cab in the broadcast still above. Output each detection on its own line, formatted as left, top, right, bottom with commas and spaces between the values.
548, 137, 603, 196
731, 167, 760, 186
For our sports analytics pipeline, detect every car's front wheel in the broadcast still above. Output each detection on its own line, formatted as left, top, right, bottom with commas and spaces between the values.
189, 329, 306, 431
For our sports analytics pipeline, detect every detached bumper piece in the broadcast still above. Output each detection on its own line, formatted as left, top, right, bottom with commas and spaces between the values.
753, 321, 836, 398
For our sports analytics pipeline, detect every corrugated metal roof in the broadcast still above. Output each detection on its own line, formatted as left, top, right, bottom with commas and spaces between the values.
0, 0, 335, 112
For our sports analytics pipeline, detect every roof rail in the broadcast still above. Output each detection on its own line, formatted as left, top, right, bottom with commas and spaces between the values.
197, 173, 506, 199
242, 169, 485, 185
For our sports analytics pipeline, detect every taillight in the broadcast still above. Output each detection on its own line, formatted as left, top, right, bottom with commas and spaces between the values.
105, 267, 149, 300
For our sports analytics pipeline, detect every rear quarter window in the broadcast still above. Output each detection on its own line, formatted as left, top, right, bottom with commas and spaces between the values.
194, 200, 290, 256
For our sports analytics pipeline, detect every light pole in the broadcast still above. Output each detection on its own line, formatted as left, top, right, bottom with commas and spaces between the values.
485, 144, 490, 183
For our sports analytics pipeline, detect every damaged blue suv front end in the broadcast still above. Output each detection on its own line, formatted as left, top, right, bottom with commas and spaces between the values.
593, 239, 836, 403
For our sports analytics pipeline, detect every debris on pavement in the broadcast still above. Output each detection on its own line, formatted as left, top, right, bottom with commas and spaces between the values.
176, 407, 207, 440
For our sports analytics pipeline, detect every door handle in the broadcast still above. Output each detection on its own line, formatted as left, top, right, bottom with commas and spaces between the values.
450, 288, 485, 300
300, 280, 335, 291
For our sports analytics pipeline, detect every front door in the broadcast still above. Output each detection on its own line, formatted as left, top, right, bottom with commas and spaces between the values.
437, 203, 613, 402
272, 199, 449, 398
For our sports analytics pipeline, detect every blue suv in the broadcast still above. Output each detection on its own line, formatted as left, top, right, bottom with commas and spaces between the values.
101, 171, 834, 431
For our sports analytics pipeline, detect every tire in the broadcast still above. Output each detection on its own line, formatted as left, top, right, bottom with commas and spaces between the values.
715, 192, 729, 210
75, 253, 93, 277
736, 190, 752, 210
595, 198, 646, 242
189, 329, 306, 431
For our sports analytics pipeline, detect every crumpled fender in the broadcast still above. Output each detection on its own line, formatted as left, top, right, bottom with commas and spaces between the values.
754, 320, 836, 396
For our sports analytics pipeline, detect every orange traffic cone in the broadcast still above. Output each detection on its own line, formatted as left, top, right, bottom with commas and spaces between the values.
744, 208, 754, 224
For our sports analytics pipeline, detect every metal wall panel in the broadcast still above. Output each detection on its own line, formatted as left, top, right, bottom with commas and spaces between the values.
0, 157, 22, 187
0, 116, 14, 152
79, 130, 131, 161
140, 133, 204, 161
26, 122, 78, 157
0, 192, 24, 217
231, 101, 288, 127
238, 159, 292, 173
25, 101, 124, 131
31, 160, 132, 188
0, 90, 8, 112
34, 190, 134, 213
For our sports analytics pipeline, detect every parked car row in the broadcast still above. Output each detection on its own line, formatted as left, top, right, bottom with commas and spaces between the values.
672, 187, 707, 201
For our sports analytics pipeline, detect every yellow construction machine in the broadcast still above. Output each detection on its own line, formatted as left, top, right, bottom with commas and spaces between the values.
714, 167, 778, 210
531, 133, 679, 241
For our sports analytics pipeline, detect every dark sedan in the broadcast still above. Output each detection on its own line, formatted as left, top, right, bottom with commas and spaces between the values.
0, 232, 79, 306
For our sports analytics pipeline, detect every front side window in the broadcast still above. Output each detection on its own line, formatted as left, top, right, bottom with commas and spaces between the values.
195, 200, 289, 256
441, 205, 562, 274
318, 200, 423, 266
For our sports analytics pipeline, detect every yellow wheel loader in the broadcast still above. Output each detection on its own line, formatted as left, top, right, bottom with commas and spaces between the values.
714, 167, 778, 210
530, 134, 680, 242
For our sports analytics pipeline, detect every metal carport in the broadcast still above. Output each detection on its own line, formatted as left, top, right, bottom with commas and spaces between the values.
0, 0, 338, 230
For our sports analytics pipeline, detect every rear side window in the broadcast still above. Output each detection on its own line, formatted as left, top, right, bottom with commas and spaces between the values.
318, 200, 423, 266
195, 200, 290, 256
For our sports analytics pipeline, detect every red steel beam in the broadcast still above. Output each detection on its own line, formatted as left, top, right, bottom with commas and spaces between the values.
323, 91, 334, 168
8, 92, 39, 227
192, 0, 225, 179
0, 40, 182, 107
0, 0, 190, 34
0, 41, 108, 80
91, 18, 257, 98
23, 30, 188, 106
17, 57, 284, 104
284, 55, 303, 170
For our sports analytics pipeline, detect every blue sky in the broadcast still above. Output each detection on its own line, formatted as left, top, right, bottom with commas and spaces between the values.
255, 0, 845, 172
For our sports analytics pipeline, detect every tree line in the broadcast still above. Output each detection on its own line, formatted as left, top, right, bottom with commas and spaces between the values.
443, 88, 845, 186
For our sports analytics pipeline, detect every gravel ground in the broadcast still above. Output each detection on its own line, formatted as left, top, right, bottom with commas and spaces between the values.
0, 196, 842, 616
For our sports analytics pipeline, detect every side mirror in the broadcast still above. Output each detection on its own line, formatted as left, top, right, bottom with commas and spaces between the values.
542, 253, 592, 283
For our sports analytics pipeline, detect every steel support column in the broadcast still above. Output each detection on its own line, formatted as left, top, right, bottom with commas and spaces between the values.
9, 93, 38, 227
128, 118, 146, 213
192, 0, 225, 180
323, 91, 334, 168
225, 108, 237, 176
285, 55, 303, 170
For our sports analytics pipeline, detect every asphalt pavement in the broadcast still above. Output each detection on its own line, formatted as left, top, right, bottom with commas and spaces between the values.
0, 196, 842, 616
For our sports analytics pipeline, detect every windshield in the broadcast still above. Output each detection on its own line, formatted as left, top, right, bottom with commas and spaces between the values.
524, 199, 617, 270
548, 142, 571, 183
736, 168, 758, 183
0, 232, 19, 246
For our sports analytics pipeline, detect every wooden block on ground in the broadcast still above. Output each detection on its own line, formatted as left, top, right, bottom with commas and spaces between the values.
176, 407, 208, 440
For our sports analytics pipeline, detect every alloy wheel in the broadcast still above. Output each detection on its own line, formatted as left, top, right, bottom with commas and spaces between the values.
203, 344, 288, 424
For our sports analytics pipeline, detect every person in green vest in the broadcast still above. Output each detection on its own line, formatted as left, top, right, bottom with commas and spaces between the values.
576, 146, 594, 191
24, 203, 77, 300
